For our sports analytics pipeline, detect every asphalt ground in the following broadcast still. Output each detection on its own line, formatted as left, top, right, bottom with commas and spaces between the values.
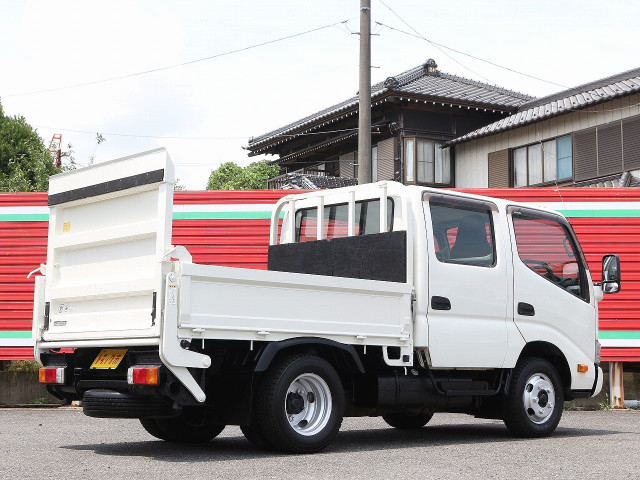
0, 408, 638, 479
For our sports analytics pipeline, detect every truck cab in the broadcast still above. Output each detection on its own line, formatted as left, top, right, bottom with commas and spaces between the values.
33, 151, 619, 453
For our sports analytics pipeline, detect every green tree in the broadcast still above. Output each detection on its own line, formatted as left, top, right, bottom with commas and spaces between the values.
207, 159, 279, 190
0, 101, 60, 192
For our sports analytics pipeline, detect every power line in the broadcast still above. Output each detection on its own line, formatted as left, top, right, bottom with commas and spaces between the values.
3, 20, 348, 98
35, 125, 360, 141
377, 0, 497, 86
377, 21, 568, 89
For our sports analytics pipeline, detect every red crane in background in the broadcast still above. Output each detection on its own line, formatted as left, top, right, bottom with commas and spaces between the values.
49, 134, 63, 167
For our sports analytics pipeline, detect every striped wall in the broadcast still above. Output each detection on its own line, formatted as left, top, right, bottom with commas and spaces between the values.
2, 188, 639, 362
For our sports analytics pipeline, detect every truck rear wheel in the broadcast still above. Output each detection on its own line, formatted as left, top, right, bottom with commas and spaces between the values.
255, 354, 344, 453
240, 423, 272, 450
140, 413, 225, 443
383, 411, 433, 430
503, 357, 563, 437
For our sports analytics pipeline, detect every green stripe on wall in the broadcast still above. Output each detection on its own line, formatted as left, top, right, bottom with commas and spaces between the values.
172, 212, 272, 220
5, 210, 640, 222
0, 331, 31, 339
0, 212, 279, 221
0, 330, 637, 342
599, 331, 640, 340
557, 209, 640, 218
0, 214, 49, 221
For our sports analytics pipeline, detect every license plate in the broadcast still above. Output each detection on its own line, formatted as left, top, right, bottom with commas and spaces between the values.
90, 349, 128, 369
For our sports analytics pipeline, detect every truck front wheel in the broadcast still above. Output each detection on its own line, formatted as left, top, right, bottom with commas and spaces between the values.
255, 354, 344, 453
503, 357, 563, 437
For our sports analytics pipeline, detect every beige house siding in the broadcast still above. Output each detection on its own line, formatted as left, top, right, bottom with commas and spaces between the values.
455, 94, 640, 187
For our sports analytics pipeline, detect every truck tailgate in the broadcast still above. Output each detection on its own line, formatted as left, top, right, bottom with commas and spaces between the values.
38, 149, 174, 343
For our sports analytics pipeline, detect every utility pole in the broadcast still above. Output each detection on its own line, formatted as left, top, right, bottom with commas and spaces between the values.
357, 0, 371, 185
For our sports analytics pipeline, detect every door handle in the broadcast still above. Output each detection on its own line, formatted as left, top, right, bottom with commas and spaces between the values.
431, 296, 451, 311
517, 302, 535, 316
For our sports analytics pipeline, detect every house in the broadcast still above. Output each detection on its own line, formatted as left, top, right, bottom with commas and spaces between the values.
245, 59, 532, 188
449, 67, 640, 188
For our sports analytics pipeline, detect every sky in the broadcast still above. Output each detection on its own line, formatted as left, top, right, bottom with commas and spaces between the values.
1, 1, 639, 189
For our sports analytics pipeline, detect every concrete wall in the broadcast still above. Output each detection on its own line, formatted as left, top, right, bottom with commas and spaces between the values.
455, 94, 640, 187
0, 372, 59, 405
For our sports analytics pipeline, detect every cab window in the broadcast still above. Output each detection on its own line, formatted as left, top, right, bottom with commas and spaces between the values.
429, 201, 495, 267
295, 198, 393, 242
512, 211, 587, 300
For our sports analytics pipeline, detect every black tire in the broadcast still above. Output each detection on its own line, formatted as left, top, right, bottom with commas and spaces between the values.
240, 423, 272, 450
503, 357, 564, 438
140, 413, 225, 443
255, 354, 344, 453
139, 418, 169, 440
383, 411, 434, 430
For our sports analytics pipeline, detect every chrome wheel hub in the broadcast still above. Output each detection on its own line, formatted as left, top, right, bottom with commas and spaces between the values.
522, 373, 555, 424
284, 373, 332, 436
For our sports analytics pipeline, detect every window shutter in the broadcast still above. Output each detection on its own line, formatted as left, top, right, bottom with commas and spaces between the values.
488, 149, 510, 187
339, 153, 355, 178
377, 138, 395, 181
597, 122, 623, 176
623, 115, 640, 171
573, 128, 597, 181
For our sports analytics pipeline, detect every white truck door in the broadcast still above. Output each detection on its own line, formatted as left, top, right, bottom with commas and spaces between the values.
509, 207, 597, 383
423, 194, 508, 368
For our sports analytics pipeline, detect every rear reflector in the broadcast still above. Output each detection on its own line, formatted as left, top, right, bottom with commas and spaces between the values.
127, 366, 159, 385
39, 367, 65, 384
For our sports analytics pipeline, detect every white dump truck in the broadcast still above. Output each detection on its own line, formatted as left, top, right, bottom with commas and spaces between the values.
33, 149, 619, 453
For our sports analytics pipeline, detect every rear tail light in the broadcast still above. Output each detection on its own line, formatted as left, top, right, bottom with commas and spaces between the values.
39, 367, 65, 384
127, 366, 159, 385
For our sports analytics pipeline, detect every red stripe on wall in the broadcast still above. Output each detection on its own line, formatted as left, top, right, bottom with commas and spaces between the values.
601, 348, 640, 362
0, 347, 33, 361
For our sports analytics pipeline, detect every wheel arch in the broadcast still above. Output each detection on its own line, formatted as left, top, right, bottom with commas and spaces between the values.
518, 341, 571, 397
255, 337, 365, 378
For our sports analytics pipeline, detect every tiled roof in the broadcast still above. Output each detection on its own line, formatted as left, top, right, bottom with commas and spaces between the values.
570, 170, 640, 188
279, 173, 358, 190
248, 59, 533, 151
448, 66, 640, 146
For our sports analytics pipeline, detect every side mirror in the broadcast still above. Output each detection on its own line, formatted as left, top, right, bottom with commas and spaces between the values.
602, 254, 621, 294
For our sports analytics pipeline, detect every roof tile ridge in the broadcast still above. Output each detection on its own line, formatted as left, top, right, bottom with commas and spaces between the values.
437, 71, 534, 101
392, 64, 428, 87
520, 66, 640, 109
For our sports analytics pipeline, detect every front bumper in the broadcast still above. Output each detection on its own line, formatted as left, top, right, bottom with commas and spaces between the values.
591, 365, 604, 397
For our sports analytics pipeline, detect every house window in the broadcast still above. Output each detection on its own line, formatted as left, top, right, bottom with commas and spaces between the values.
404, 138, 451, 185
372, 146, 378, 182
513, 135, 572, 187
352, 146, 378, 181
